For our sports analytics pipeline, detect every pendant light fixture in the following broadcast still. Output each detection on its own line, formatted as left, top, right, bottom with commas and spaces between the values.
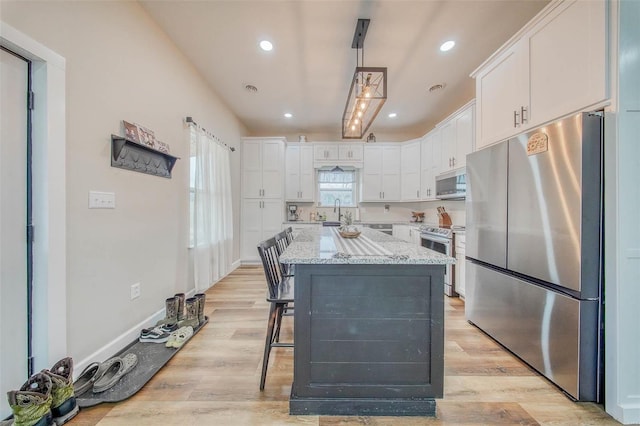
341, 18, 387, 139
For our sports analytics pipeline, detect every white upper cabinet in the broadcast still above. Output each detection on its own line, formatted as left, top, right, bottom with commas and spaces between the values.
527, 0, 607, 126
242, 138, 284, 199
475, 40, 528, 149
439, 101, 475, 172
420, 129, 441, 201
285, 144, 314, 202
473, 0, 607, 150
339, 144, 363, 161
401, 139, 422, 201
313, 143, 364, 167
314, 144, 339, 161
361, 145, 401, 202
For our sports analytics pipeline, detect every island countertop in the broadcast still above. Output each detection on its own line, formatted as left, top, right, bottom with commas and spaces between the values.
279, 226, 455, 265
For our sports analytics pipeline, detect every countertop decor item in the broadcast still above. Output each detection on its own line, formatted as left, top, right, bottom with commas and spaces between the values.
338, 229, 361, 238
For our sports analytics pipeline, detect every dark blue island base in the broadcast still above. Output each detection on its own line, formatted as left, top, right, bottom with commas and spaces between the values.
289, 263, 445, 417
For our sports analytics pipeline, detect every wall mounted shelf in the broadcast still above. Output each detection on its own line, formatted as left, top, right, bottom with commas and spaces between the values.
111, 135, 179, 178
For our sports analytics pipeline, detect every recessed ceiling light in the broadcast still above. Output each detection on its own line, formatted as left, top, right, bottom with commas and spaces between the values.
284, 113, 292, 118
388, 113, 397, 118
429, 83, 446, 92
259, 40, 273, 51
440, 40, 455, 52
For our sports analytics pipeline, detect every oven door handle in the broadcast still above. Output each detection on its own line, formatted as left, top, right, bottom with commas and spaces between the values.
420, 234, 452, 245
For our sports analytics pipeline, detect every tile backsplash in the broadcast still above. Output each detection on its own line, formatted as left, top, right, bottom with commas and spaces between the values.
292, 200, 465, 226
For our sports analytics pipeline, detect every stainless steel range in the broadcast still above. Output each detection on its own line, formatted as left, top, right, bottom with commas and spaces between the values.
420, 226, 455, 296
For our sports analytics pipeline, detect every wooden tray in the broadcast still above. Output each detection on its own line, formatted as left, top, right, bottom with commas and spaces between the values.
339, 230, 361, 238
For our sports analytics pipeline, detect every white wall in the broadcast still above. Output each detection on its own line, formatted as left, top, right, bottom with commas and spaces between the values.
1, 1, 246, 364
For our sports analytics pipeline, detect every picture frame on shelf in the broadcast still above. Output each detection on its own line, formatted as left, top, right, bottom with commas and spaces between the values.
123, 121, 140, 143
135, 124, 156, 149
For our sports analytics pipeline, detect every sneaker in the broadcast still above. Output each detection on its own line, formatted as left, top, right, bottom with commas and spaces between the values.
165, 326, 194, 349
42, 358, 79, 425
6, 372, 54, 426
156, 323, 178, 334
139, 327, 170, 343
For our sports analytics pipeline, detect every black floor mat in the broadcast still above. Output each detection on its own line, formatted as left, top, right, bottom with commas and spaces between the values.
76, 317, 208, 408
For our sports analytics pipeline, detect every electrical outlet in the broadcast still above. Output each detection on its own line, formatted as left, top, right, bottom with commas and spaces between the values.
89, 191, 116, 209
130, 283, 141, 300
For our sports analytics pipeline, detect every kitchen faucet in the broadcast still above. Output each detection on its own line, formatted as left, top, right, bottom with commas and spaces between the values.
334, 199, 342, 222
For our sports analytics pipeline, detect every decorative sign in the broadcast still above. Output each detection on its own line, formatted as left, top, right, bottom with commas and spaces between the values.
527, 132, 549, 156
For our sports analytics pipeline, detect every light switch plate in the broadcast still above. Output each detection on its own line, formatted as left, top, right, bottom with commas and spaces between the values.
89, 191, 116, 209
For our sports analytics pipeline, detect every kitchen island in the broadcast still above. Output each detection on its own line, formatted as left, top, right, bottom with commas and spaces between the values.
279, 226, 455, 416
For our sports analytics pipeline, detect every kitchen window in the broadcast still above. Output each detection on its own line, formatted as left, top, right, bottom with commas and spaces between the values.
317, 169, 357, 207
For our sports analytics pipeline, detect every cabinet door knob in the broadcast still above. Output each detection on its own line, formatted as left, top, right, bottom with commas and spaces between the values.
521, 106, 528, 123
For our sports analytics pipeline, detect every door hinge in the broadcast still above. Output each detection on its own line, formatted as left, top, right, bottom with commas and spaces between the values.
27, 224, 35, 242
28, 357, 34, 376
28, 91, 35, 110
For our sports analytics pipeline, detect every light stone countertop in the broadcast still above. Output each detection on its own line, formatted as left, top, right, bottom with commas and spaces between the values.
279, 226, 455, 265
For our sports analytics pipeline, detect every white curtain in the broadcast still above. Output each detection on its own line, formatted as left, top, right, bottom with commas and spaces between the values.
191, 126, 234, 291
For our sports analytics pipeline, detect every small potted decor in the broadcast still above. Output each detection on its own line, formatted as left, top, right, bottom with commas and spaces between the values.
339, 211, 361, 238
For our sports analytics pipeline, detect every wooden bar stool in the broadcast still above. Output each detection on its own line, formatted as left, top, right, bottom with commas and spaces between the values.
257, 237, 294, 390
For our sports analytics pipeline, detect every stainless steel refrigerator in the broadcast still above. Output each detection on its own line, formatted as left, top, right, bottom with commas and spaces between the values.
465, 112, 603, 402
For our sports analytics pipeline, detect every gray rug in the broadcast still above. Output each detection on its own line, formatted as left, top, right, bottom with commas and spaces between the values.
76, 317, 208, 408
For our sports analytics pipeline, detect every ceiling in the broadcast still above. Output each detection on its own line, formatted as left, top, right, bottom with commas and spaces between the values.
140, 0, 549, 141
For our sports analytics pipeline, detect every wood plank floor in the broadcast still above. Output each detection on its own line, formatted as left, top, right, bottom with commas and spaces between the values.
70, 266, 618, 425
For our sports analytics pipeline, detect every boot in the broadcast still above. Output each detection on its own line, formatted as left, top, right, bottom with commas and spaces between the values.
194, 293, 206, 325
174, 293, 185, 322
178, 297, 199, 328
42, 358, 78, 425
156, 297, 178, 326
7, 372, 54, 426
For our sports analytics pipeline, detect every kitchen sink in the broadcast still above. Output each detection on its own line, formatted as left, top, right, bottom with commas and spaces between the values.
322, 221, 341, 227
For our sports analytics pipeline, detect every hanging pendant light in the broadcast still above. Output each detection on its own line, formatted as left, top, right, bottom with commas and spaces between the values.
341, 19, 387, 140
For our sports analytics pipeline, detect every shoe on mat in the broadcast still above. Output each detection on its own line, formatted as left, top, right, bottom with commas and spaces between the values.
72, 361, 107, 397
92, 353, 138, 393
165, 326, 194, 349
6, 372, 54, 426
156, 323, 178, 334
42, 357, 79, 425
139, 327, 170, 343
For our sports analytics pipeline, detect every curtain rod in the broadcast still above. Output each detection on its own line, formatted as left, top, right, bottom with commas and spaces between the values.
185, 116, 236, 152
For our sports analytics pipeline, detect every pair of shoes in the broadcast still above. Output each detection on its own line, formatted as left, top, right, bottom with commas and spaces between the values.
92, 353, 138, 393
165, 326, 193, 349
139, 322, 179, 343
6, 357, 79, 426
73, 353, 138, 395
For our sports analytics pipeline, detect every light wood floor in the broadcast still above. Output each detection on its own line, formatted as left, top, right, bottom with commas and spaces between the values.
70, 266, 618, 425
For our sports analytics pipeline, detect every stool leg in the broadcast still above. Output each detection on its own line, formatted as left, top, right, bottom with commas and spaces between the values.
274, 303, 285, 343
260, 302, 278, 390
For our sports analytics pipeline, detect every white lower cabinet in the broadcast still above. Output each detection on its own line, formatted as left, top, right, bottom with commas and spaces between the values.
392, 224, 423, 245
454, 233, 466, 298
241, 199, 283, 261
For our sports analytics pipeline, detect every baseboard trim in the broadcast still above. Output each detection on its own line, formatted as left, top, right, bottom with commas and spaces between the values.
74, 262, 240, 378
74, 307, 165, 379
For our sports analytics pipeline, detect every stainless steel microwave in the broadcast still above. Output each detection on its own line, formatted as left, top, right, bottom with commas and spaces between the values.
436, 168, 466, 200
